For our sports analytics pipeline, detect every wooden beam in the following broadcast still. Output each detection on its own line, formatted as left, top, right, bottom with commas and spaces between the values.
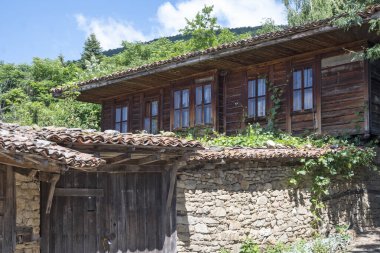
0, 152, 62, 173
133, 154, 161, 165
97, 164, 165, 173
106, 153, 131, 164
166, 166, 178, 211
54, 188, 104, 197
45, 174, 60, 214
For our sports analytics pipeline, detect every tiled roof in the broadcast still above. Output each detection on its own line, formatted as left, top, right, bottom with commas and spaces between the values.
0, 122, 335, 171
0, 129, 104, 169
0, 123, 202, 148
67, 5, 380, 88
190, 147, 330, 162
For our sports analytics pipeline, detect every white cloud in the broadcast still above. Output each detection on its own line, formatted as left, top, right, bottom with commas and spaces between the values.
75, 0, 287, 49
75, 14, 147, 50
155, 0, 287, 36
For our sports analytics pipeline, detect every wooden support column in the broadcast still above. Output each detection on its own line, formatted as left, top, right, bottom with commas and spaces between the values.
45, 174, 60, 214
315, 55, 322, 134
2, 165, 16, 253
286, 61, 292, 133
166, 166, 178, 211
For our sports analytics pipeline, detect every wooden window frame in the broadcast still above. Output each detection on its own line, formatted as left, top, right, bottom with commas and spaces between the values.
291, 64, 315, 114
194, 83, 213, 126
170, 73, 217, 131
114, 103, 129, 133
173, 88, 191, 130
143, 98, 160, 134
247, 76, 267, 119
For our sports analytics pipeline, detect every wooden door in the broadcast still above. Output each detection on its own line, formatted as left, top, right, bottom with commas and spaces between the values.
41, 171, 176, 253
0, 165, 16, 253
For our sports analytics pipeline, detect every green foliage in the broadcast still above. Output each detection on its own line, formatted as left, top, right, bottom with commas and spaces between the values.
265, 243, 289, 253
219, 248, 231, 253
256, 18, 282, 35
192, 124, 316, 149
180, 5, 220, 50
290, 140, 376, 223
283, 0, 380, 61
240, 239, 260, 253
81, 33, 103, 68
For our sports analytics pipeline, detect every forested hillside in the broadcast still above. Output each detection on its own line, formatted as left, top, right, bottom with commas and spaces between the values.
0, 0, 378, 130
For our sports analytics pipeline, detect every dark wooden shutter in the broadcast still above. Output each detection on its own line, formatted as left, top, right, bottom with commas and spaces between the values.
0, 165, 16, 253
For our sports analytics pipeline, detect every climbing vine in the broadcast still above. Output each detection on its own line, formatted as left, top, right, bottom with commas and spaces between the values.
290, 139, 376, 225
266, 81, 283, 131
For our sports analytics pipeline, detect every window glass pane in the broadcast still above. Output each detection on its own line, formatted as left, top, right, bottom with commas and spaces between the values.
204, 84, 212, 104
151, 101, 158, 116
122, 106, 128, 121
116, 107, 121, 122
293, 70, 302, 89
304, 88, 313, 110
248, 80, 256, 98
121, 122, 128, 133
115, 123, 121, 132
293, 90, 302, 111
257, 97, 266, 117
195, 106, 202, 125
258, 79, 266, 96
304, 68, 313, 88
144, 118, 150, 133
204, 104, 212, 124
182, 89, 189, 108
182, 109, 189, 127
248, 98, 256, 117
152, 118, 158, 134
174, 110, 180, 129
196, 86, 203, 106
174, 91, 181, 109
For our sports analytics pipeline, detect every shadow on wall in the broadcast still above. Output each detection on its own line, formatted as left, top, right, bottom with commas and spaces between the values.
325, 167, 380, 230
175, 161, 380, 253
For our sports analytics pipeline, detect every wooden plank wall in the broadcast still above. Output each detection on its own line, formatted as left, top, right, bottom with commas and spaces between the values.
41, 171, 176, 253
321, 53, 367, 135
100, 46, 370, 136
370, 60, 380, 135
0, 165, 16, 253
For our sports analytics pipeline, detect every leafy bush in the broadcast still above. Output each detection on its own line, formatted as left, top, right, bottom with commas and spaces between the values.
240, 239, 260, 253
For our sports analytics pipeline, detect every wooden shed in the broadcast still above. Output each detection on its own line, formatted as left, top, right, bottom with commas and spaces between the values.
0, 122, 201, 253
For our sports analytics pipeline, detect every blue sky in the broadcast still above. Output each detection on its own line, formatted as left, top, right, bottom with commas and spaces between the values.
0, 0, 287, 64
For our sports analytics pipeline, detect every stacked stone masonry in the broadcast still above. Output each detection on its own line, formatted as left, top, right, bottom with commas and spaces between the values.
176, 161, 380, 253
15, 173, 40, 253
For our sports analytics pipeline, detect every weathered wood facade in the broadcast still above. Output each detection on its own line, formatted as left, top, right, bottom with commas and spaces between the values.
68, 15, 380, 137
0, 165, 16, 253
40, 171, 176, 253
96, 42, 376, 136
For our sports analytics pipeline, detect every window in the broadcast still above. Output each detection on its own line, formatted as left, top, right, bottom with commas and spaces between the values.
248, 78, 266, 118
173, 89, 190, 129
293, 67, 313, 111
144, 100, 159, 134
195, 84, 212, 125
115, 106, 128, 133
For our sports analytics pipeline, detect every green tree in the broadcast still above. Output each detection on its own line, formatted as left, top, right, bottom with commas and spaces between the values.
180, 5, 220, 50
255, 18, 281, 35
81, 33, 103, 68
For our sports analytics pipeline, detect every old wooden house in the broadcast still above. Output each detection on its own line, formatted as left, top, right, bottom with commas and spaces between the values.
1, 5, 380, 253
64, 6, 380, 137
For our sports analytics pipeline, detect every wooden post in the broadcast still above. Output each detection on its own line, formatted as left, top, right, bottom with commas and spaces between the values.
166, 166, 177, 211
45, 174, 60, 214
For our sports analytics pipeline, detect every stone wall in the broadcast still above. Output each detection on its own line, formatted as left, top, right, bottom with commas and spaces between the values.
15, 172, 40, 253
176, 161, 380, 253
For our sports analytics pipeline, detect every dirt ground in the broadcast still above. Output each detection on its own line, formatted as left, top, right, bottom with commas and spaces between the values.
348, 228, 380, 253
